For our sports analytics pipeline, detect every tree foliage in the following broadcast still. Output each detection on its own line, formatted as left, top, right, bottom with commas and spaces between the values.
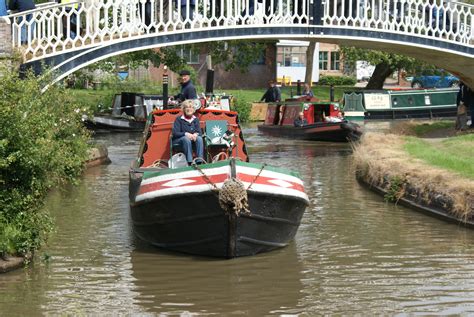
86, 41, 266, 75
340, 47, 439, 89
0, 67, 91, 256
202, 41, 267, 72
87, 47, 188, 73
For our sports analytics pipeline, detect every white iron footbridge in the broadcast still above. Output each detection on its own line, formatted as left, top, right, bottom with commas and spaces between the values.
2, 0, 473, 85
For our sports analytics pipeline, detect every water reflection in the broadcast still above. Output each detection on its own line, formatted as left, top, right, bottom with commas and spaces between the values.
131, 243, 304, 315
2, 124, 474, 314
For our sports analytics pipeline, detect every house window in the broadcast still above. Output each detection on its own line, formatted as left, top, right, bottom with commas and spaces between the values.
319, 51, 328, 70
179, 47, 199, 64
277, 46, 307, 67
330, 51, 340, 70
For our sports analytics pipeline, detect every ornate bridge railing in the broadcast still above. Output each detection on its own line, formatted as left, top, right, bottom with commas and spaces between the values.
1, 0, 473, 62
323, 0, 473, 44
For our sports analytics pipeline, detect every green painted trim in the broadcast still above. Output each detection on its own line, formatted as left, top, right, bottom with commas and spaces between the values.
235, 160, 301, 178
391, 105, 456, 110
344, 116, 365, 121
388, 89, 458, 96
142, 160, 230, 179
142, 159, 302, 180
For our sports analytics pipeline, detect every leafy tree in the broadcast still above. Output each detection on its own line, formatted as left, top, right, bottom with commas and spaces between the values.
0, 67, 90, 256
86, 41, 267, 76
340, 47, 438, 89
202, 41, 267, 73
87, 47, 188, 73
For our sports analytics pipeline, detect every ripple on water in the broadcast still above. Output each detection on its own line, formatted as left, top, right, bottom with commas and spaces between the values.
2, 125, 474, 314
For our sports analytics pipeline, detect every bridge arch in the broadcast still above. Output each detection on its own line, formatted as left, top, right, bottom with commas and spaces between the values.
3, 0, 473, 85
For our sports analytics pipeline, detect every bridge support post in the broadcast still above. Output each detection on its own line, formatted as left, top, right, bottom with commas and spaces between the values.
0, 20, 13, 75
310, 0, 323, 25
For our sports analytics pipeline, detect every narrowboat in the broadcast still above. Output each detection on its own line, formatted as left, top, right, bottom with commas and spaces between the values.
129, 107, 309, 258
257, 98, 362, 142
343, 88, 458, 120
85, 92, 163, 132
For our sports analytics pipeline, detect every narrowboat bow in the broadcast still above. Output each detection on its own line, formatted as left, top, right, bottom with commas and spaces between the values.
129, 108, 309, 258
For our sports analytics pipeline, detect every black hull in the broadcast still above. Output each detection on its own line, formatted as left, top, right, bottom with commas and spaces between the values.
85, 115, 146, 132
129, 179, 306, 258
258, 122, 361, 142
364, 107, 460, 120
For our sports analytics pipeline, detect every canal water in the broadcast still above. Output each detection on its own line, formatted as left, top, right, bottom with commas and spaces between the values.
2, 124, 474, 315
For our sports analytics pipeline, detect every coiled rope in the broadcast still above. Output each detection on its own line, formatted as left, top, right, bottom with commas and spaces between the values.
192, 162, 267, 216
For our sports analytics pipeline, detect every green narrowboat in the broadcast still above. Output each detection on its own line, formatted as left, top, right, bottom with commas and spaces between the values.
343, 88, 458, 120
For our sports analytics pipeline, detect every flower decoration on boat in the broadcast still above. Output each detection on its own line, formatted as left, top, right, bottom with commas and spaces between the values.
212, 125, 223, 137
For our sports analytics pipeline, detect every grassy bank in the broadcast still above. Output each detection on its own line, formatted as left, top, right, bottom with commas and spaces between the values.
404, 134, 474, 180
353, 131, 474, 219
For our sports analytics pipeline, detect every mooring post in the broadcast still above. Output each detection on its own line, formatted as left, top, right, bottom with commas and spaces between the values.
163, 66, 169, 109
205, 69, 214, 95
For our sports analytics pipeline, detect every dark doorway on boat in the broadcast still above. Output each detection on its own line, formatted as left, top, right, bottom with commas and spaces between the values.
313, 104, 331, 123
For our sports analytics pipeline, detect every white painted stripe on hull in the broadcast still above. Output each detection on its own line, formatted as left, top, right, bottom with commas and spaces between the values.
242, 182, 309, 201
135, 182, 309, 203
136, 183, 225, 202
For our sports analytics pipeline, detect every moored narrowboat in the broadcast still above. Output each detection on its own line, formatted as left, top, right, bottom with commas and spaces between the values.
85, 92, 163, 132
257, 98, 362, 142
129, 107, 309, 258
343, 88, 459, 120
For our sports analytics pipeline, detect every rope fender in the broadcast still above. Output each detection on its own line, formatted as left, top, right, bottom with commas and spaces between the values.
218, 178, 250, 216
192, 163, 267, 216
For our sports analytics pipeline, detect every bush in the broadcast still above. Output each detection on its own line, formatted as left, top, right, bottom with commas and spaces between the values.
319, 75, 356, 86
231, 92, 252, 123
0, 68, 91, 256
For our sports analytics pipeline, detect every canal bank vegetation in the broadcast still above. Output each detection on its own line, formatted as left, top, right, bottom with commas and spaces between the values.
353, 130, 474, 222
0, 69, 91, 260
69, 82, 350, 123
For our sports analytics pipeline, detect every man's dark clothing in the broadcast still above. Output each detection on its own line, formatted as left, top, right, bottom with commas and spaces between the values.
9, 0, 35, 12
176, 80, 197, 101
457, 83, 474, 127
294, 118, 308, 127
261, 86, 281, 102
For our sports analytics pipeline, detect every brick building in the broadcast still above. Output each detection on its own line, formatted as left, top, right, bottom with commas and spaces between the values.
131, 41, 344, 89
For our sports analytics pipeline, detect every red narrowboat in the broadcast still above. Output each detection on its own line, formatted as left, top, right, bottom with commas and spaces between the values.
258, 97, 362, 142
129, 107, 309, 258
